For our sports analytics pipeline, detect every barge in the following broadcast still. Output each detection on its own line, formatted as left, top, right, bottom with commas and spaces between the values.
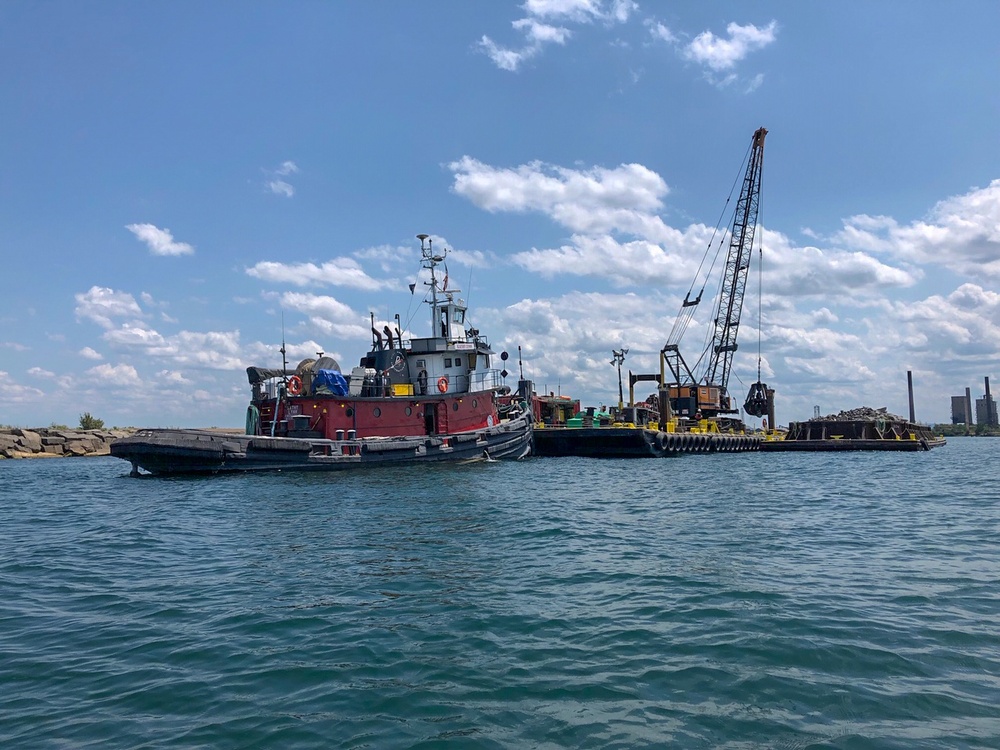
529, 401, 760, 458
760, 408, 946, 452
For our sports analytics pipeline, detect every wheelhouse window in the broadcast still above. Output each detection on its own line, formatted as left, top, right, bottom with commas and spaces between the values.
444, 358, 453, 368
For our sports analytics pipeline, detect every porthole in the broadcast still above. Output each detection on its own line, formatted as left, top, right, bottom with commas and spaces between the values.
345, 407, 354, 417
373, 407, 382, 417
453, 402, 459, 411
472, 399, 478, 408
405, 406, 412, 416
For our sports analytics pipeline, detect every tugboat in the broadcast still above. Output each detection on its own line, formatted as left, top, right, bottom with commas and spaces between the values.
112, 234, 533, 475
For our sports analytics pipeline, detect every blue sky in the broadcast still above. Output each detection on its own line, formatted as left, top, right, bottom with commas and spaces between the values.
2, 1, 999, 428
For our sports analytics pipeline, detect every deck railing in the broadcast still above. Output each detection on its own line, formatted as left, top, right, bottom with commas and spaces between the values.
254, 367, 507, 401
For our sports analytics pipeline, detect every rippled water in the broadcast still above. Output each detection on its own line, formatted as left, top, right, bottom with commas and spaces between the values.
2, 438, 998, 748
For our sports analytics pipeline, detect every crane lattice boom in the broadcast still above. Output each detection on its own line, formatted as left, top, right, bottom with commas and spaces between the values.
704, 127, 766, 391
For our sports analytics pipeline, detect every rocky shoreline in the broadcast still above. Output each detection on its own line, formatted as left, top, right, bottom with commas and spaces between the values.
0, 428, 137, 459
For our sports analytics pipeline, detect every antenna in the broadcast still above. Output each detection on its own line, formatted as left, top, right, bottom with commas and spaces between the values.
418, 233, 444, 336
280, 311, 288, 381
273, 312, 289, 438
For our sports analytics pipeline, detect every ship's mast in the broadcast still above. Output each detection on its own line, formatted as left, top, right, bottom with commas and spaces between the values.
417, 233, 463, 342
417, 234, 443, 337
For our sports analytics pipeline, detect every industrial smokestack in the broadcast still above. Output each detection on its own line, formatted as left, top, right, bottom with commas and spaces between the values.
965, 387, 973, 432
986, 377, 994, 426
907, 370, 915, 423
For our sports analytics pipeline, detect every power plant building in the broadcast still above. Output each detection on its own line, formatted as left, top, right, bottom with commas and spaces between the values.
951, 395, 969, 424
976, 397, 998, 427
952, 379, 996, 427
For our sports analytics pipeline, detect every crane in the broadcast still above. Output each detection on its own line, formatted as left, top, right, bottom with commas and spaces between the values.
636, 127, 768, 424
705, 126, 766, 394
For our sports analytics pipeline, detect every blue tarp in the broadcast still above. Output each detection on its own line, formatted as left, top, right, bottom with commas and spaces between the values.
312, 369, 349, 396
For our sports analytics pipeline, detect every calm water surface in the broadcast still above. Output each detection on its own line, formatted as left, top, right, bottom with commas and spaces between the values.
1, 437, 998, 748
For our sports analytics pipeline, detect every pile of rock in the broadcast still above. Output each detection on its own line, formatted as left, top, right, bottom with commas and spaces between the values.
810, 406, 907, 422
0, 428, 135, 459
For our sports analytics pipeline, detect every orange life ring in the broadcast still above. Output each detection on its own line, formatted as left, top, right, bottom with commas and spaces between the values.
437, 376, 449, 393
287, 375, 303, 396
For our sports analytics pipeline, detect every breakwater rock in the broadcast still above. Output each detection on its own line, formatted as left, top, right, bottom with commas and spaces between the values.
0, 428, 136, 459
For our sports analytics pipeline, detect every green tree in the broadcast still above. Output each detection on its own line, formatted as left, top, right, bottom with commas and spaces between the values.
79, 413, 105, 430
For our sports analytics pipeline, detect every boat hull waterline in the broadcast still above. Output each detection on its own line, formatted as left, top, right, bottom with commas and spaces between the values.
531, 426, 761, 458
760, 436, 945, 452
112, 411, 532, 476
760, 415, 946, 452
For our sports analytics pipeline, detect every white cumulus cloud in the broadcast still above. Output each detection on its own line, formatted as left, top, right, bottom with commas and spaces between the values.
265, 160, 299, 197
479, 0, 635, 71
834, 179, 1000, 279
268, 180, 294, 197
75, 286, 144, 329
449, 156, 670, 237
85, 363, 143, 387
246, 258, 389, 291
278, 292, 368, 340
126, 223, 195, 256
79, 347, 103, 360
684, 21, 778, 71
0, 370, 46, 403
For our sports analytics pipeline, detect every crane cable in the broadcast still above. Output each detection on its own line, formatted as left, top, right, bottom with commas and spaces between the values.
667, 205, 727, 345
756, 166, 764, 383
688, 139, 757, 381
742, 161, 770, 420
667, 138, 755, 349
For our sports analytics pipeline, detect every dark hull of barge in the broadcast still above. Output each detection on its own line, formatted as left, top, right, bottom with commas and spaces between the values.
111, 412, 533, 476
760, 419, 946, 452
532, 426, 761, 458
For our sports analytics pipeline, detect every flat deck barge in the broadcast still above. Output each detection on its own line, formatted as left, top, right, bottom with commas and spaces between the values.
532, 425, 760, 457
761, 411, 945, 452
